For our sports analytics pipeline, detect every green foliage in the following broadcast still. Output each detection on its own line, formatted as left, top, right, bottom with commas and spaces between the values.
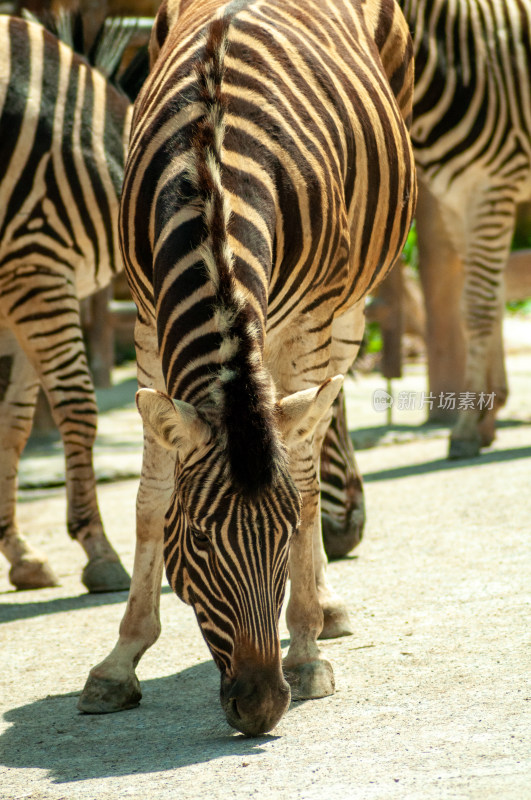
402, 222, 418, 270
511, 229, 531, 250
506, 299, 531, 315
115, 340, 137, 365
361, 223, 419, 357
365, 321, 383, 354
512, 214, 531, 250
512, 202, 531, 249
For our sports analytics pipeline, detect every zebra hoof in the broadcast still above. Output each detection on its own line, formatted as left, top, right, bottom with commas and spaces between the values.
322, 509, 365, 560
319, 602, 354, 640
9, 557, 59, 590
479, 429, 496, 448
478, 417, 496, 448
448, 435, 481, 460
78, 672, 141, 714
82, 557, 131, 593
286, 659, 335, 700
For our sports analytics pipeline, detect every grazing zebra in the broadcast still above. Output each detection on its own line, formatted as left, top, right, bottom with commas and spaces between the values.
78, 0, 416, 735
321, 0, 531, 557
0, 14, 147, 591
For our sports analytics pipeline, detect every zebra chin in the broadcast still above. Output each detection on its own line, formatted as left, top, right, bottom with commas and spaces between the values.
220, 662, 291, 737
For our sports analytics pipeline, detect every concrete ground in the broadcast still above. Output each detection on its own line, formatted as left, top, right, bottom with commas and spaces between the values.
1, 317, 530, 800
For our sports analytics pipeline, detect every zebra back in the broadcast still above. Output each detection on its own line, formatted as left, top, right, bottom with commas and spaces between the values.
404, 0, 531, 192
123, 0, 416, 367
0, 14, 140, 296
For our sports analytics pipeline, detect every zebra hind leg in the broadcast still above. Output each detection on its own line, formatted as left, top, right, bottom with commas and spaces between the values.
12, 289, 130, 592
449, 275, 513, 457
50, 362, 131, 593
0, 328, 58, 589
313, 401, 354, 640
448, 189, 517, 459
477, 317, 508, 447
320, 389, 365, 559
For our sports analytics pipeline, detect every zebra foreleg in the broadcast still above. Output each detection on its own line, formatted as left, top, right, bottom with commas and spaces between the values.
284, 430, 353, 697
0, 327, 58, 589
78, 431, 172, 713
284, 462, 336, 700
79, 322, 174, 712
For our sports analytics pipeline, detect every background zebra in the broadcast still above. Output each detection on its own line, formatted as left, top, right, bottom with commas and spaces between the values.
321, 0, 531, 557
0, 13, 148, 591
408, 0, 531, 456
78, 0, 416, 735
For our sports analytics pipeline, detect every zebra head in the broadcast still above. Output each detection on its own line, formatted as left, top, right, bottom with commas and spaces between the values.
136, 376, 343, 735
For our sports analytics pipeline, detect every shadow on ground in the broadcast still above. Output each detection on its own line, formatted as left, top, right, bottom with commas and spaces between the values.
0, 662, 282, 782
0, 587, 174, 623
351, 417, 529, 450
363, 443, 531, 482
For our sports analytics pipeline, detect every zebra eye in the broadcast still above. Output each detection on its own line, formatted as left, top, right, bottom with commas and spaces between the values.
190, 527, 209, 544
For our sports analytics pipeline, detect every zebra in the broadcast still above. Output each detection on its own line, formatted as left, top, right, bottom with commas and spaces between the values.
409, 0, 531, 457
321, 0, 531, 557
78, 0, 416, 735
320, 390, 366, 559
0, 13, 148, 591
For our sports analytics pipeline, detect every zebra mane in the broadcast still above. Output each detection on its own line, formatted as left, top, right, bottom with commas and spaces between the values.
20, 8, 149, 101
189, 15, 285, 495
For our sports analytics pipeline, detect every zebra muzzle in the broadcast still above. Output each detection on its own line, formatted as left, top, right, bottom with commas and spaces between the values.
220, 664, 291, 737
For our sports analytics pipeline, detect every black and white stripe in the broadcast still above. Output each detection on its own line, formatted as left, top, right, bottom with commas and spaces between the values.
0, 14, 147, 591
321, 0, 531, 557
408, 0, 531, 456
79, 0, 416, 735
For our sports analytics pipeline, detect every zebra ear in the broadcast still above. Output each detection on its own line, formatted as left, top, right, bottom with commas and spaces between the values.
136, 389, 211, 458
277, 375, 344, 445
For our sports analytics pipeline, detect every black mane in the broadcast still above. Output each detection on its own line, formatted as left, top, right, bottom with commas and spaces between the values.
19, 7, 150, 101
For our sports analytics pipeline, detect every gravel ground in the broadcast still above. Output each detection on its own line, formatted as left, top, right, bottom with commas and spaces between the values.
1, 331, 530, 800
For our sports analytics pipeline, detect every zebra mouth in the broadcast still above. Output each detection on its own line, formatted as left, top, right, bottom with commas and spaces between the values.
220, 669, 291, 736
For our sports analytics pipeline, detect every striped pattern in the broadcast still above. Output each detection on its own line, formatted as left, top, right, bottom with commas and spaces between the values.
407, 0, 531, 200
0, 15, 139, 591
408, 0, 531, 451
123, 0, 414, 644
103, 0, 416, 734
164, 443, 300, 671
321, 0, 531, 556
320, 391, 365, 559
